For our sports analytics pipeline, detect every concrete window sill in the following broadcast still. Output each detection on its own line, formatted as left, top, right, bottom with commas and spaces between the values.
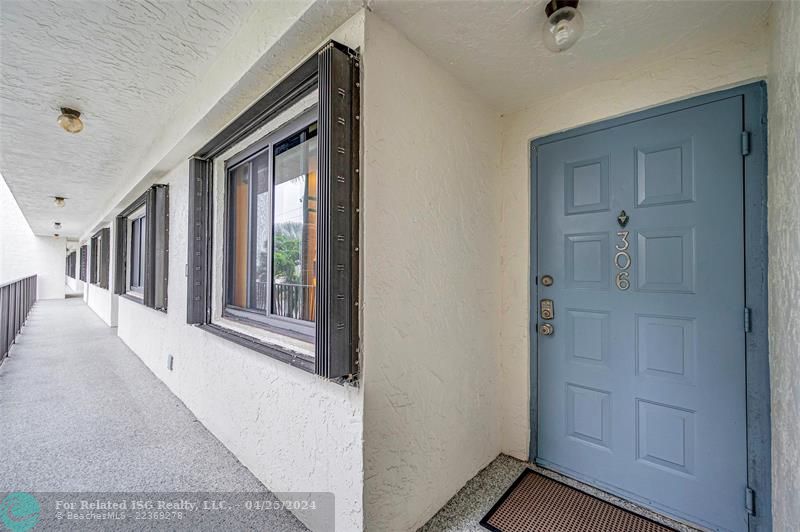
199, 322, 315, 374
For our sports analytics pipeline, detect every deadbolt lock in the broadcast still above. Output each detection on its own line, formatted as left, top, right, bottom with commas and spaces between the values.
541, 275, 554, 287
540, 299, 554, 320
539, 323, 554, 336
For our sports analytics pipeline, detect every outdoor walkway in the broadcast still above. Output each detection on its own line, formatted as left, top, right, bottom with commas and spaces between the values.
0, 298, 307, 531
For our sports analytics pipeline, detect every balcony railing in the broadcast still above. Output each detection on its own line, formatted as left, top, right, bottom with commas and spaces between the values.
254, 281, 315, 322
273, 283, 315, 321
0, 275, 37, 362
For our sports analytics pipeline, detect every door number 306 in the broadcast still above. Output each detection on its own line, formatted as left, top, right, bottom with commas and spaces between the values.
615, 231, 631, 291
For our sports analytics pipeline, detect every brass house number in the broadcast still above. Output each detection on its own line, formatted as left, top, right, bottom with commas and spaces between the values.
615, 230, 631, 290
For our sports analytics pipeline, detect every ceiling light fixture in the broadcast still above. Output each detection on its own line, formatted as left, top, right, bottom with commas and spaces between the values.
54, 222, 62, 229
54, 196, 66, 208
542, 0, 584, 53
54, 233, 60, 238
57, 107, 84, 133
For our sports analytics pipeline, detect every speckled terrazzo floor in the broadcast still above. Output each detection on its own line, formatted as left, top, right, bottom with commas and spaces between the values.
2, 299, 709, 532
419, 454, 528, 532
419, 455, 702, 532
0, 298, 308, 531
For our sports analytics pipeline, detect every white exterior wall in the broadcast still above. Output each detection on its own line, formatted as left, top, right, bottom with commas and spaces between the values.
59, 5, 796, 531
767, 1, 800, 528
115, 157, 363, 532
86, 282, 116, 327
361, 13, 502, 531
99, 13, 367, 532
65, 276, 84, 294
497, 27, 770, 460
0, 176, 65, 299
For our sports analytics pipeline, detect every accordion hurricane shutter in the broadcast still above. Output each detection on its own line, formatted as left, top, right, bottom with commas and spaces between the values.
315, 42, 360, 380
185, 40, 360, 382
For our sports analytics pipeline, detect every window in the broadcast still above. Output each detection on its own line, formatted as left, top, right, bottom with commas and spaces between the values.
114, 185, 168, 310
90, 228, 110, 288
90, 237, 98, 283
224, 118, 318, 338
187, 41, 359, 380
79, 245, 87, 282
128, 210, 146, 295
66, 252, 76, 278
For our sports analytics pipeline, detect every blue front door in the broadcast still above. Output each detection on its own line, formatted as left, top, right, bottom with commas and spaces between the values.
534, 96, 748, 531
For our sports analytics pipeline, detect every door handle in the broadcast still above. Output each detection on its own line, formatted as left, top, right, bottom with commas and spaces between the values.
539, 323, 554, 336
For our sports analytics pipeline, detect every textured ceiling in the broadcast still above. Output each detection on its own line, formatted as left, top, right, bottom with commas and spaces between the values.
0, 0, 769, 238
370, 0, 769, 114
0, 0, 257, 237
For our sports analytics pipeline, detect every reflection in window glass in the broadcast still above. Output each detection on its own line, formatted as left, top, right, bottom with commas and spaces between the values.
91, 235, 99, 283
229, 163, 250, 308
225, 119, 318, 335
130, 215, 146, 292
253, 152, 270, 311
272, 125, 317, 322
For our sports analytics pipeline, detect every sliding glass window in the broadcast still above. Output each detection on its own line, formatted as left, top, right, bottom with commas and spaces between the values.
128, 211, 146, 295
90, 233, 101, 284
114, 185, 168, 309
225, 114, 318, 339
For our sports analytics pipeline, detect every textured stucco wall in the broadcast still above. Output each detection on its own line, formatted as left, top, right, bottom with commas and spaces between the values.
65, 276, 84, 294
86, 283, 116, 327
497, 28, 770, 460
361, 12, 502, 532
0, 176, 65, 299
767, 1, 800, 528
107, 13, 367, 532
116, 157, 363, 532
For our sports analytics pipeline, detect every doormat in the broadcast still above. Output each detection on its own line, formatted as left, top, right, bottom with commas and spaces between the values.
480, 469, 675, 532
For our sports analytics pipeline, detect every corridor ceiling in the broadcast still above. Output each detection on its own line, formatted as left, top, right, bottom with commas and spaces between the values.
0, 0, 768, 238
370, 0, 769, 113
0, 0, 259, 237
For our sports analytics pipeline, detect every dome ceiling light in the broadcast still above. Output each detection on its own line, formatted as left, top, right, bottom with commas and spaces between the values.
53, 196, 66, 208
542, 0, 584, 53
57, 107, 84, 133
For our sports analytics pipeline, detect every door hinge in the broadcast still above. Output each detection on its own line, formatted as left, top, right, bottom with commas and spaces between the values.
746, 487, 755, 515
744, 307, 752, 333
741, 131, 751, 156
